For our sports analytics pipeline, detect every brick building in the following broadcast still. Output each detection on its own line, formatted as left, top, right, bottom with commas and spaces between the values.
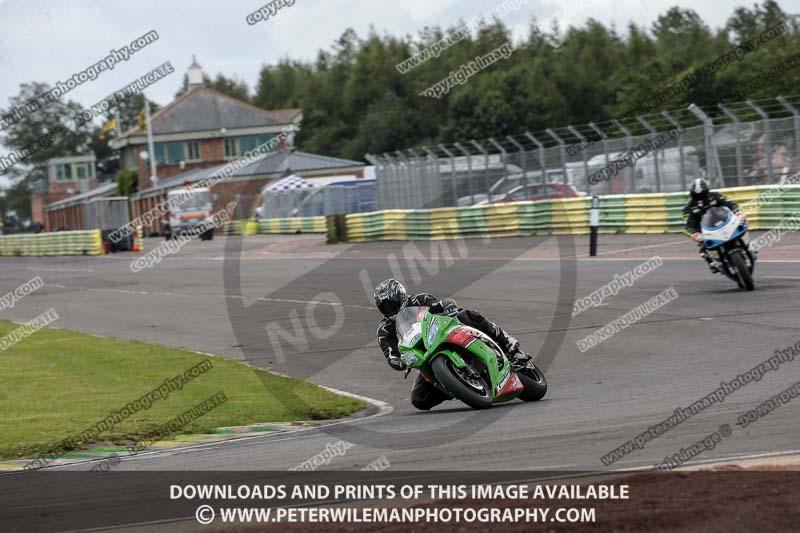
31, 154, 98, 229
109, 57, 302, 192
41, 57, 367, 234
131, 149, 365, 236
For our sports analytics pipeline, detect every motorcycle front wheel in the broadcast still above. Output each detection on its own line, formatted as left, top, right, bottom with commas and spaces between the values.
729, 250, 754, 291
431, 356, 492, 410
516, 362, 548, 402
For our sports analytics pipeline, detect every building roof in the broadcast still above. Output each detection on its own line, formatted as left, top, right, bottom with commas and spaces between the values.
133, 150, 365, 198
238, 150, 365, 176
115, 87, 301, 140
44, 181, 118, 210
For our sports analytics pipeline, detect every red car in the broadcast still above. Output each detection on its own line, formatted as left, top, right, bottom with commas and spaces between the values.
490, 183, 580, 203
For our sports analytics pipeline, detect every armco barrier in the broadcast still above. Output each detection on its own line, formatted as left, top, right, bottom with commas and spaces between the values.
340, 185, 800, 242
0, 230, 104, 256
223, 216, 327, 236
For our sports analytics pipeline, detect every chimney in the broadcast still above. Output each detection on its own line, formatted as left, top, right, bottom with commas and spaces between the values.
187, 55, 204, 90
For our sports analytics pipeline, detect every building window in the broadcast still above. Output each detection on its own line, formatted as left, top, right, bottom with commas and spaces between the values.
225, 134, 276, 158
55, 163, 72, 181
186, 141, 200, 161
224, 138, 239, 158
76, 163, 88, 180
153, 142, 186, 164
239, 135, 257, 154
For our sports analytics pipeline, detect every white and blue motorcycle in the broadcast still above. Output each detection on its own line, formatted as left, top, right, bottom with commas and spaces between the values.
701, 206, 756, 291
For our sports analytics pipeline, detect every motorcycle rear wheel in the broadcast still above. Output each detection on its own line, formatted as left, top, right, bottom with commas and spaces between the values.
431, 356, 492, 410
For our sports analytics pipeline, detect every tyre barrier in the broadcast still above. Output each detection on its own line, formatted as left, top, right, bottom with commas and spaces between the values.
223, 216, 328, 235
0, 230, 104, 256
340, 185, 800, 242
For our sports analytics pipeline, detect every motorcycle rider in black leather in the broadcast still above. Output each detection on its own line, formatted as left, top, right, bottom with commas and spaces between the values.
683, 178, 747, 273
374, 278, 531, 410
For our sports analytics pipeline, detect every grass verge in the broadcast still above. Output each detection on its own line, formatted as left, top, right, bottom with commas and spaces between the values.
0, 320, 367, 460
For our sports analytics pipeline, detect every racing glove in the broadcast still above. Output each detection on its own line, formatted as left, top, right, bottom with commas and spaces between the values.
388, 355, 405, 371
430, 298, 459, 317
692, 232, 703, 244
736, 211, 748, 224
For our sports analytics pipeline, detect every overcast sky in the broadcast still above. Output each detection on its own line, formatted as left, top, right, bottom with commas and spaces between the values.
1, 0, 798, 188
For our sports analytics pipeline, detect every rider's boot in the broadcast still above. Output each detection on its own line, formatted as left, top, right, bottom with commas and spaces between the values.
494, 328, 531, 367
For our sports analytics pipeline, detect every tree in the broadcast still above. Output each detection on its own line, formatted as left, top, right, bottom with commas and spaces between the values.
208, 74, 250, 102
1, 82, 95, 217
104, 93, 159, 136
174, 72, 211, 98
115, 169, 138, 196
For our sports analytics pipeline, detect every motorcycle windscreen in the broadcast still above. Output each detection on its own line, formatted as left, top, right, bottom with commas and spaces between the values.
396, 306, 427, 348
701, 206, 732, 231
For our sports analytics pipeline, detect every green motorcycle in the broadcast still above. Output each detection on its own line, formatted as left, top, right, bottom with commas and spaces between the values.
396, 306, 547, 410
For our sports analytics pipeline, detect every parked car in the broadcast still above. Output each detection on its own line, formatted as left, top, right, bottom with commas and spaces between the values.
489, 182, 580, 203
458, 168, 584, 206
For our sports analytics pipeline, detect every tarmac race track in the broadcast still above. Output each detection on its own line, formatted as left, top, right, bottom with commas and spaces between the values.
2, 232, 800, 474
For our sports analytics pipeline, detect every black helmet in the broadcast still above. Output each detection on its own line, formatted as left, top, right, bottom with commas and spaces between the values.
689, 178, 710, 204
374, 279, 407, 318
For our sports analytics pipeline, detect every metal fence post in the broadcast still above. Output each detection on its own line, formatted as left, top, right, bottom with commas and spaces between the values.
488, 137, 507, 203
507, 135, 527, 193
588, 122, 609, 169
746, 100, 773, 183
636, 116, 661, 192
523, 132, 546, 177
381, 153, 397, 209
547, 129, 570, 196
454, 142, 474, 205
717, 105, 743, 186
471, 140, 490, 200
408, 148, 424, 208
688, 104, 722, 186
365, 153, 384, 209
777, 96, 800, 182
395, 151, 412, 209
439, 144, 458, 206
524, 132, 546, 179
568, 125, 590, 188
612, 120, 635, 193
422, 145, 441, 207
661, 111, 688, 190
